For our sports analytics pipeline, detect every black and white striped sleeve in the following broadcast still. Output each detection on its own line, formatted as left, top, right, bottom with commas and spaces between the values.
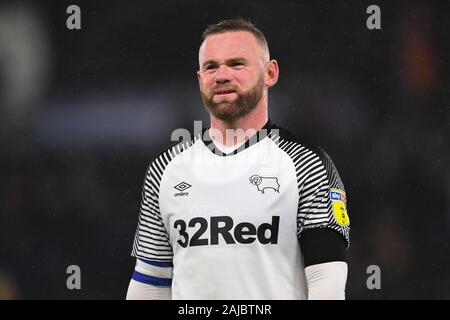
129, 139, 196, 287
131, 158, 173, 263
297, 146, 350, 247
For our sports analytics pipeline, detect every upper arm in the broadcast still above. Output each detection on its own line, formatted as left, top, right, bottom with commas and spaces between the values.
297, 146, 350, 266
131, 160, 174, 282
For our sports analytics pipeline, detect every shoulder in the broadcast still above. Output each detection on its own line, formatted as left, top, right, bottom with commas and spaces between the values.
270, 122, 331, 164
144, 131, 201, 181
270, 121, 344, 186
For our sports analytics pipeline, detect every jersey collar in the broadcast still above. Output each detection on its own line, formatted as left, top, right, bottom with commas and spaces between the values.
200, 119, 275, 157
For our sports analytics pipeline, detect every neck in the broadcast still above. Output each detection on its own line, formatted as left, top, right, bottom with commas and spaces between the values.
209, 97, 268, 147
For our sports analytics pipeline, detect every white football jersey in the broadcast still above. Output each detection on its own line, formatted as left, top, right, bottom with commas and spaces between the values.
131, 120, 350, 299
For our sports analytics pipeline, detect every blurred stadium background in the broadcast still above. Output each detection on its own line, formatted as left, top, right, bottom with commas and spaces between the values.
0, 0, 449, 299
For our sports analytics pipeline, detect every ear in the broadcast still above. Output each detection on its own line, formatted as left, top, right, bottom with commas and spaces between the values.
197, 70, 202, 86
264, 59, 279, 88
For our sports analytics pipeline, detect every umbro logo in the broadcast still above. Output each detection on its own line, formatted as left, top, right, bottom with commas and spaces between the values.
174, 182, 191, 191
174, 182, 191, 197
249, 175, 280, 194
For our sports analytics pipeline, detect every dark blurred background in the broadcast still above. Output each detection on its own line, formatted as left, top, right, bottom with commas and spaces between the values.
0, 0, 448, 299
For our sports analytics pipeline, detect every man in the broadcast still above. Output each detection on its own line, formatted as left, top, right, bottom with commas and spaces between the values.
126, 18, 350, 300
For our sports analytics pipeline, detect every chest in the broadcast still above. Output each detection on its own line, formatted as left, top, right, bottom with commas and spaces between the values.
158, 144, 300, 247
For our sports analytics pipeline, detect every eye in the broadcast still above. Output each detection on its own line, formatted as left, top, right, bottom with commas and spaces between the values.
231, 62, 245, 68
205, 64, 218, 71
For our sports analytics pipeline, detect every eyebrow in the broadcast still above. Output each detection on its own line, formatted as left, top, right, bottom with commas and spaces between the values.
201, 57, 248, 69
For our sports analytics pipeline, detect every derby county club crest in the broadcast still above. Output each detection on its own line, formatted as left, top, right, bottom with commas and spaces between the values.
249, 175, 280, 194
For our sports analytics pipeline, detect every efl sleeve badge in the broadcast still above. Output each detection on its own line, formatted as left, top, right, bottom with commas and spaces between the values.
330, 189, 350, 226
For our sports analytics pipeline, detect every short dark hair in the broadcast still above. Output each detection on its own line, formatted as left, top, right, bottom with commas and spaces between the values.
201, 18, 269, 58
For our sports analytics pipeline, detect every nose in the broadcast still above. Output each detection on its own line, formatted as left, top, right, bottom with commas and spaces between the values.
214, 65, 232, 84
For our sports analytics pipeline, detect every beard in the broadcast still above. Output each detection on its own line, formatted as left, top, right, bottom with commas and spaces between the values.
200, 74, 265, 123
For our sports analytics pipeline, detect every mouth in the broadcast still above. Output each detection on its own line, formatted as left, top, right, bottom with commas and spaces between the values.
214, 89, 236, 95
